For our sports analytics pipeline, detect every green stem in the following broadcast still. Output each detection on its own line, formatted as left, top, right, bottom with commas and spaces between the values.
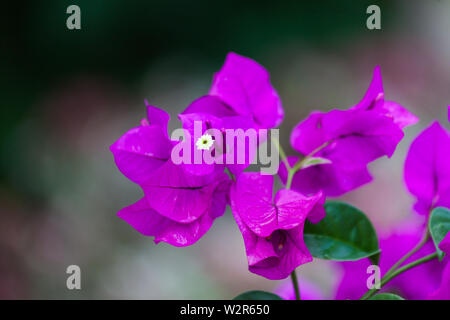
288, 141, 331, 179
225, 168, 236, 181
280, 141, 331, 299
275, 138, 301, 300
290, 270, 301, 300
285, 149, 299, 299
271, 135, 291, 171
383, 229, 429, 279
361, 212, 432, 300
361, 252, 438, 300
286, 170, 295, 190
283, 141, 332, 191
380, 252, 437, 287
291, 141, 330, 173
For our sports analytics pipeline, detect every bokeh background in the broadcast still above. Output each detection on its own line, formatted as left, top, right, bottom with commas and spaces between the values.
1, 0, 449, 299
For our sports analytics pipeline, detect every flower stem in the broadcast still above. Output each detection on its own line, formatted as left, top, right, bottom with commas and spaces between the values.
279, 141, 331, 299
361, 213, 432, 300
380, 252, 437, 287
271, 135, 291, 171
360, 252, 438, 300
290, 270, 301, 300
383, 228, 429, 280
286, 171, 295, 190
285, 149, 299, 299
225, 168, 236, 181
292, 141, 330, 172
289, 141, 331, 179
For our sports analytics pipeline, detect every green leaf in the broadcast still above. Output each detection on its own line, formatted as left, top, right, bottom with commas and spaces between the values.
369, 293, 405, 300
301, 156, 332, 169
233, 290, 283, 300
429, 207, 450, 261
369, 251, 381, 266
304, 201, 380, 261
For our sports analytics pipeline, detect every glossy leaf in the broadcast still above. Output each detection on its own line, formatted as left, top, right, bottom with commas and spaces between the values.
369, 251, 380, 266
369, 293, 405, 300
233, 290, 283, 300
429, 207, 450, 261
304, 201, 379, 261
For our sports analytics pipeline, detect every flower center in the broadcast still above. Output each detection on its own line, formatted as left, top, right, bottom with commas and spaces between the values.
267, 230, 287, 255
195, 134, 214, 150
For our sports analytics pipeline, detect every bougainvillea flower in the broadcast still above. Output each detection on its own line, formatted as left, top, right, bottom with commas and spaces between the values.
110, 104, 173, 185
195, 133, 214, 150
284, 108, 403, 196
118, 162, 230, 247
142, 100, 170, 135
141, 160, 229, 224
111, 102, 233, 246
282, 66, 418, 197
179, 96, 258, 177
428, 262, 450, 300
428, 219, 450, 299
351, 66, 418, 129
209, 52, 284, 129
335, 222, 446, 300
404, 122, 450, 214
292, 109, 404, 170
440, 232, 450, 254
230, 172, 324, 280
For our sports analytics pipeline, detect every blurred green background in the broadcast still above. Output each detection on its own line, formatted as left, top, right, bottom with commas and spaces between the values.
1, 0, 449, 299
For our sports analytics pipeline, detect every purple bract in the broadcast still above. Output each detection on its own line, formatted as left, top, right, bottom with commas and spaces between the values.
230, 172, 324, 280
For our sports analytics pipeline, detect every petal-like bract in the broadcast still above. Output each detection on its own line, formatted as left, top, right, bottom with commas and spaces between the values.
209, 52, 284, 129
439, 232, 450, 254
112, 102, 232, 247
286, 66, 417, 197
118, 178, 229, 247
142, 160, 229, 224
117, 198, 214, 247
179, 98, 258, 177
404, 122, 450, 214
232, 173, 323, 237
351, 66, 418, 128
230, 172, 324, 279
110, 106, 173, 185
428, 262, 450, 300
288, 108, 403, 196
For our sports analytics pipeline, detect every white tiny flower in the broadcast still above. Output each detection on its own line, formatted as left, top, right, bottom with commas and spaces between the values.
196, 134, 214, 150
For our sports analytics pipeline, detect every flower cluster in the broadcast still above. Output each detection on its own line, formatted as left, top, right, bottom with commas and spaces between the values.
279, 66, 418, 196
111, 102, 230, 246
332, 119, 450, 300
230, 172, 325, 279
404, 118, 450, 299
111, 52, 284, 248
111, 52, 450, 300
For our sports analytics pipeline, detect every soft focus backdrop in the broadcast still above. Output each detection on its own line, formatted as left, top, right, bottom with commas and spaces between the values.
1, 0, 449, 299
